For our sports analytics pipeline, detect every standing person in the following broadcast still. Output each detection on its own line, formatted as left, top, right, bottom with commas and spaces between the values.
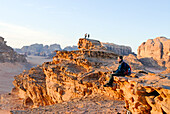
104, 56, 131, 87
88, 34, 90, 38
85, 33, 87, 39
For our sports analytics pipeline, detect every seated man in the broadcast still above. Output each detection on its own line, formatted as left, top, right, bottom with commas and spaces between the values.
104, 56, 131, 87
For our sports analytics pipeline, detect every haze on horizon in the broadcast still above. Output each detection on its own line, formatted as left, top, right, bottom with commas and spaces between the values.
0, 0, 170, 53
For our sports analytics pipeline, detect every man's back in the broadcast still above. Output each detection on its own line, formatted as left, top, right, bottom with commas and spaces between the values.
115, 61, 131, 76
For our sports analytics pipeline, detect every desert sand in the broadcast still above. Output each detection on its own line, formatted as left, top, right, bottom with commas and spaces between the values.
26, 55, 52, 67
0, 56, 52, 94
0, 63, 26, 94
0, 56, 52, 114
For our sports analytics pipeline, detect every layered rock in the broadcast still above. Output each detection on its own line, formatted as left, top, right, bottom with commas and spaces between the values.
138, 37, 170, 68
12, 66, 53, 107
12, 50, 119, 107
12, 38, 170, 114
78, 38, 132, 56
124, 54, 145, 70
0, 36, 7, 44
102, 42, 132, 55
113, 75, 170, 114
78, 38, 106, 50
0, 36, 27, 63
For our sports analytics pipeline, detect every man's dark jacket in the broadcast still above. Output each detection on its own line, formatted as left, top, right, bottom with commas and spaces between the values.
115, 61, 131, 75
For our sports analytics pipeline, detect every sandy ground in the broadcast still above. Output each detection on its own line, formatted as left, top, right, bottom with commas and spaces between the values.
0, 63, 26, 94
0, 63, 27, 114
0, 56, 52, 114
26, 55, 52, 67
0, 56, 52, 95
11, 94, 126, 114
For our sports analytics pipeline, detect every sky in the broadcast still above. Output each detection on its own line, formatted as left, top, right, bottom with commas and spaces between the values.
0, 0, 170, 53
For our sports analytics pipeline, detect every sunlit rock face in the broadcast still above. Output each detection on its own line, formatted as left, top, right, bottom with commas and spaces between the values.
0, 36, 27, 63
138, 37, 170, 68
78, 38, 132, 56
78, 38, 106, 50
12, 38, 170, 114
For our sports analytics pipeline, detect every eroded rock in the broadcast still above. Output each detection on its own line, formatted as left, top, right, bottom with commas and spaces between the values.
0, 36, 27, 63
11, 38, 170, 114
138, 37, 170, 68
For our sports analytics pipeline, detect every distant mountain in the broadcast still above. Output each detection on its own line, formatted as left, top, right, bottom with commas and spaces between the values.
102, 42, 132, 55
15, 43, 62, 56
63, 45, 78, 51
15, 44, 78, 57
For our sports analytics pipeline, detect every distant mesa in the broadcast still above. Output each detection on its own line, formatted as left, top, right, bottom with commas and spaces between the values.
63, 45, 79, 51
15, 44, 79, 57
102, 42, 132, 55
138, 36, 170, 68
0, 36, 27, 63
15, 43, 62, 57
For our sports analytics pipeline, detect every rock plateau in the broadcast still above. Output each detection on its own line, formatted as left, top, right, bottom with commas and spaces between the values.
8, 38, 170, 114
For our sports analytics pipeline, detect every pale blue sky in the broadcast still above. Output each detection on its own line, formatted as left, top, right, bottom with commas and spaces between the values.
0, 0, 170, 53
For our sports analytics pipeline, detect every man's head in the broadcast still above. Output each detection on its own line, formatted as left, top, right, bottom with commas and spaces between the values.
118, 56, 123, 63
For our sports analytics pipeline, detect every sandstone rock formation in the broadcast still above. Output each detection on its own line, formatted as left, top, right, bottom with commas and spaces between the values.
102, 42, 132, 55
124, 54, 145, 70
0, 36, 7, 44
11, 38, 170, 114
0, 36, 27, 63
138, 37, 170, 68
78, 38, 106, 50
78, 38, 132, 56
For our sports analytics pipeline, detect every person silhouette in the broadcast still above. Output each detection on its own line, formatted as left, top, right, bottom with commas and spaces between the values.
88, 34, 90, 38
85, 33, 87, 39
104, 56, 131, 87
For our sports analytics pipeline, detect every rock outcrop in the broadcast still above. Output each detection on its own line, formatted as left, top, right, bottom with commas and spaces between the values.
102, 43, 132, 55
0, 36, 27, 63
138, 37, 170, 68
11, 38, 170, 114
78, 38, 106, 50
124, 54, 145, 70
78, 38, 132, 56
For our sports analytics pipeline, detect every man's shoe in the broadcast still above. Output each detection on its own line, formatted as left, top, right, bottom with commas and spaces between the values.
103, 83, 113, 87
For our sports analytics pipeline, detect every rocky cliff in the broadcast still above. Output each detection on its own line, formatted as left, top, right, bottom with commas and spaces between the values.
138, 37, 170, 68
102, 43, 132, 55
78, 38, 106, 50
11, 38, 170, 114
0, 36, 27, 63
78, 38, 133, 55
